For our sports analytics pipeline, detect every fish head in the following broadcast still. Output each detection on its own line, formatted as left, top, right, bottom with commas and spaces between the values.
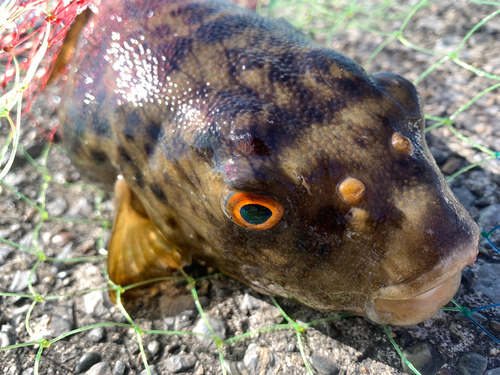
205, 66, 479, 325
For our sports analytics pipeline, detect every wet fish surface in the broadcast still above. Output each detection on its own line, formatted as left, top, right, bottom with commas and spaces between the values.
60, 0, 479, 325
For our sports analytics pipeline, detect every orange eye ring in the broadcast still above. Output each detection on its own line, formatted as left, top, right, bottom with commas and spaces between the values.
225, 192, 284, 230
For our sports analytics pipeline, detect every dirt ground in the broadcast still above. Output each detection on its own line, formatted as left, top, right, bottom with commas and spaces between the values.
1, 0, 500, 374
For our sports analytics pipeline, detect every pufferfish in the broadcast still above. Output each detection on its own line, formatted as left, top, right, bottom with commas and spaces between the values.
59, 0, 479, 325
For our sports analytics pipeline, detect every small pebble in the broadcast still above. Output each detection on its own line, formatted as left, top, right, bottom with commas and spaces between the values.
224, 360, 245, 375
113, 361, 127, 375
309, 355, 339, 375
490, 320, 500, 333
401, 342, 434, 374
67, 198, 94, 218
198, 295, 210, 308
0, 247, 13, 265
87, 327, 104, 342
240, 294, 262, 313
164, 316, 175, 328
0, 332, 12, 347
174, 309, 196, 331
166, 354, 197, 373
147, 340, 161, 356
84, 291, 110, 317
3, 172, 27, 187
441, 157, 462, 175
9, 270, 37, 293
50, 302, 75, 338
193, 315, 226, 350
140, 365, 158, 375
86, 362, 112, 375
57, 271, 70, 279
457, 352, 488, 375
51, 232, 74, 247
11, 305, 30, 325
243, 343, 278, 374
485, 367, 500, 375
21, 369, 34, 375
46, 197, 68, 217
72, 235, 96, 253
0, 325, 16, 347
479, 204, 500, 227
475, 263, 500, 304
74, 352, 101, 374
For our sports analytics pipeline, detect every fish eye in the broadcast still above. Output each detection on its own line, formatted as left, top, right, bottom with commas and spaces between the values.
225, 192, 284, 230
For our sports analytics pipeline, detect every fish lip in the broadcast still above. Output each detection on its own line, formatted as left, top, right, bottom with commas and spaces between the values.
376, 241, 478, 301
366, 239, 479, 325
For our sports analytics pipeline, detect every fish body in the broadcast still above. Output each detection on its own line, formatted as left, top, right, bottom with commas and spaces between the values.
61, 0, 479, 325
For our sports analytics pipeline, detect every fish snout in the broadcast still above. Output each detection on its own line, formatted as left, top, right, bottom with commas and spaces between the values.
365, 223, 479, 325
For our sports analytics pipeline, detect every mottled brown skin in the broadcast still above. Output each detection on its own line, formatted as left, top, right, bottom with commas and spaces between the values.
61, 0, 479, 324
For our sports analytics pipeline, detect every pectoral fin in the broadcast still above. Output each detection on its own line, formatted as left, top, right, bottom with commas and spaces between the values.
108, 178, 185, 288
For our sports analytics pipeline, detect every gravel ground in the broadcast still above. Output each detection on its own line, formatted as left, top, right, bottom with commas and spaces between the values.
1, 1, 500, 374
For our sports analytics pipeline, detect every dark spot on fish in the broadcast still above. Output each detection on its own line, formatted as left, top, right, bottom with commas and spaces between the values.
149, 24, 171, 37
133, 169, 145, 189
171, 2, 219, 25
301, 49, 342, 83
125, 110, 142, 141
118, 146, 144, 188
118, 147, 133, 164
353, 136, 369, 149
196, 15, 267, 44
144, 122, 163, 156
155, 37, 193, 76
328, 97, 347, 113
317, 244, 331, 257
315, 206, 344, 231
195, 145, 215, 167
268, 53, 296, 83
90, 149, 108, 163
210, 90, 264, 119
227, 49, 265, 70
150, 183, 168, 203
91, 111, 111, 137
331, 77, 366, 101
166, 216, 178, 229
223, 50, 239, 79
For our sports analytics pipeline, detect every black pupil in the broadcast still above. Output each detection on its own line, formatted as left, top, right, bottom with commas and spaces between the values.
240, 204, 273, 225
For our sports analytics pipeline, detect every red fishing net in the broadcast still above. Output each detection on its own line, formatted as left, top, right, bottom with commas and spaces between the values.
1, 0, 90, 141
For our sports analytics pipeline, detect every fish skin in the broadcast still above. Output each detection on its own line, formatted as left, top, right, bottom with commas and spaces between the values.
60, 0, 479, 324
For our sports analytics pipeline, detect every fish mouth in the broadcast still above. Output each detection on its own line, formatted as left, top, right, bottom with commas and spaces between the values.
366, 242, 478, 325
